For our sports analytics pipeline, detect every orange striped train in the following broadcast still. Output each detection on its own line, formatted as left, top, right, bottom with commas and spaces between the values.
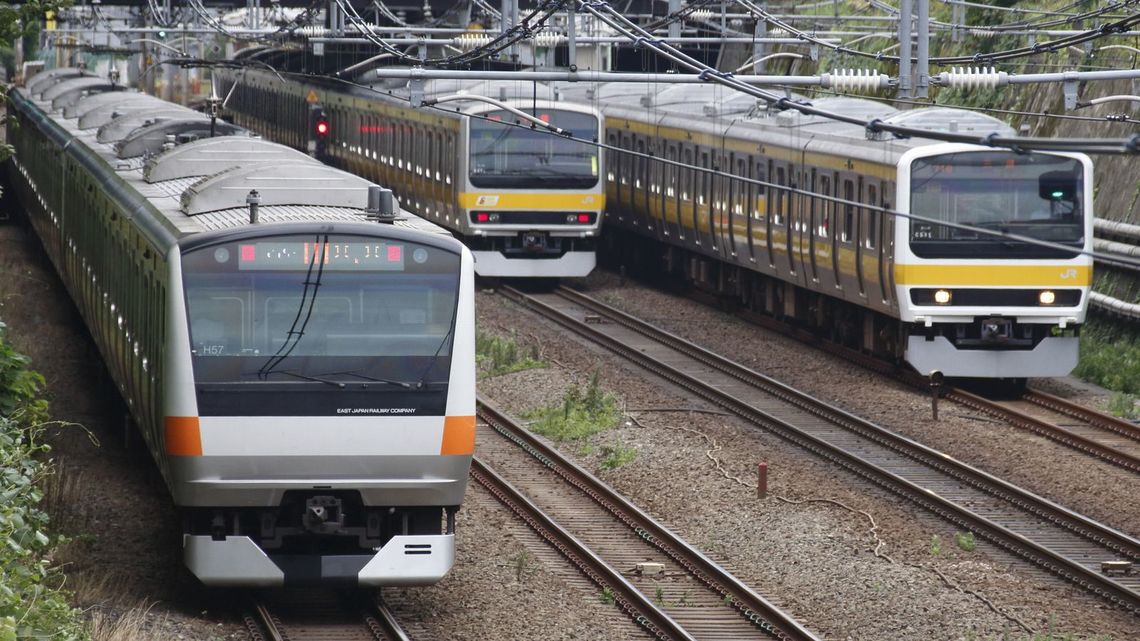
7, 68, 476, 586
563, 83, 1093, 387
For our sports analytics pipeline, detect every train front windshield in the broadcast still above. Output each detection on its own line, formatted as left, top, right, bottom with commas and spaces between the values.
181, 234, 461, 385
469, 109, 599, 189
909, 151, 1085, 259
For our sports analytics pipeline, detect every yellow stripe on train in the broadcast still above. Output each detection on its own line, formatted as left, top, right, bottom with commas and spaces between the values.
459, 192, 605, 210
895, 264, 1092, 287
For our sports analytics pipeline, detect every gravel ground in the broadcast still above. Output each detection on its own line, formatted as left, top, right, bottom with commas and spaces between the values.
6, 214, 1140, 640
476, 270, 1140, 641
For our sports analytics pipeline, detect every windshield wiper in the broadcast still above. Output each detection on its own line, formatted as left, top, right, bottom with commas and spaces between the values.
259, 370, 347, 388
322, 371, 423, 389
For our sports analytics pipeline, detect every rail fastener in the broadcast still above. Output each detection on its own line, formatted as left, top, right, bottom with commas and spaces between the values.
1102, 560, 1134, 576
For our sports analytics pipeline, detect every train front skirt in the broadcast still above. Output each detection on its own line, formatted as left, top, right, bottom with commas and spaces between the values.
184, 533, 456, 587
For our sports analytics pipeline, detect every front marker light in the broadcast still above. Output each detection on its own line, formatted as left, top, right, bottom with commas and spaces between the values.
934, 289, 952, 304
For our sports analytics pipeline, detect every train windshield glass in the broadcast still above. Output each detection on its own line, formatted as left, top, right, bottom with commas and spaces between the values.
181, 234, 461, 385
909, 151, 1084, 259
469, 109, 599, 188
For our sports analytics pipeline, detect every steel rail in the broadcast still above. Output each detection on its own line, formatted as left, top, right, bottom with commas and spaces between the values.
470, 458, 697, 641
500, 284, 1140, 611
477, 399, 822, 641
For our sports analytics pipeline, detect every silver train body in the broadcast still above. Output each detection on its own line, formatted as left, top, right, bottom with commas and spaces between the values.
7, 68, 477, 586
558, 82, 1093, 381
216, 65, 606, 278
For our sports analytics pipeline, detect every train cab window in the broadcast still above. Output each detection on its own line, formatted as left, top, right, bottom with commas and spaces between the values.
909, 151, 1084, 258
180, 234, 462, 385
842, 179, 855, 242
866, 184, 878, 249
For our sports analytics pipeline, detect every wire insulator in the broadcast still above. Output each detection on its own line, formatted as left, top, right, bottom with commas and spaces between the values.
688, 9, 714, 22
825, 69, 888, 92
454, 33, 492, 50
934, 67, 1008, 89
532, 30, 562, 48
298, 25, 330, 38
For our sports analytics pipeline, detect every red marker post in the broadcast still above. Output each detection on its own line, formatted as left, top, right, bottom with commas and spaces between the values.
757, 462, 768, 499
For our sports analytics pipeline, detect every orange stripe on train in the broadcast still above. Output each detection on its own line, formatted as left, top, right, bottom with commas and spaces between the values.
165, 416, 202, 456
440, 416, 476, 455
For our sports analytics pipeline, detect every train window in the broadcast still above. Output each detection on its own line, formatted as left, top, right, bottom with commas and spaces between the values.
665, 145, 677, 197
843, 179, 855, 242
606, 132, 617, 183
866, 184, 878, 249
774, 166, 785, 225
698, 151, 709, 206
180, 234, 462, 384
681, 148, 692, 201
818, 174, 831, 238
445, 133, 454, 185
635, 139, 645, 189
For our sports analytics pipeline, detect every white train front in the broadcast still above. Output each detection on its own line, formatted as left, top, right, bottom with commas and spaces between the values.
8, 68, 477, 587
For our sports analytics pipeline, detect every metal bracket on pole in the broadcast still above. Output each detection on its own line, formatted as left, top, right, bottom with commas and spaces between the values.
409, 71, 425, 107
1063, 74, 1079, 110
809, 43, 819, 62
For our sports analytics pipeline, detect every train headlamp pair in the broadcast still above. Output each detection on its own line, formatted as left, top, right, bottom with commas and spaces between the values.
930, 289, 1057, 305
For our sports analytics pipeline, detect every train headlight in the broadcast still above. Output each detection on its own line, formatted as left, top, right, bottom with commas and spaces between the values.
1039, 290, 1056, 305
933, 289, 952, 304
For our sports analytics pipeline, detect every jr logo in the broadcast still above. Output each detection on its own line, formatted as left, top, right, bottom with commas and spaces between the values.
1060, 268, 1078, 280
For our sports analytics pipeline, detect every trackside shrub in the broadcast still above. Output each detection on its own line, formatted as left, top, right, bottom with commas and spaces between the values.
0, 322, 87, 640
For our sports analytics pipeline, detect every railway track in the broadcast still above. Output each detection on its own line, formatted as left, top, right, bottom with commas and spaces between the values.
945, 387, 1140, 474
243, 590, 410, 641
473, 399, 821, 641
680, 280, 1140, 474
499, 284, 1140, 612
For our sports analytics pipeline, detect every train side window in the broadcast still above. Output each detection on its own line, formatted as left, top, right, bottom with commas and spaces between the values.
665, 144, 677, 197
635, 138, 645, 189
753, 161, 766, 222
773, 166, 785, 225
445, 133, 454, 185
606, 132, 618, 183
818, 174, 831, 238
842, 179, 855, 242
866, 184, 878, 249
698, 151, 709, 206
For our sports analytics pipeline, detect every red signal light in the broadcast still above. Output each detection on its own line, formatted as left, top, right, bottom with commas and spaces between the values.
577, 213, 590, 223
476, 212, 490, 223
316, 120, 330, 136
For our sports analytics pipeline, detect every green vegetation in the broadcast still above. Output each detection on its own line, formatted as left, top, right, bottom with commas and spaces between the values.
929, 534, 942, 556
0, 323, 87, 640
1073, 321, 1140, 395
525, 372, 621, 442
599, 586, 615, 604
476, 331, 544, 378
1108, 393, 1139, 420
599, 444, 637, 470
955, 531, 977, 552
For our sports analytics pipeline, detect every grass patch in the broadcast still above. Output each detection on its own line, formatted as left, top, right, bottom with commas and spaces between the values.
599, 444, 637, 470
955, 531, 976, 552
476, 331, 543, 378
1107, 393, 1139, 420
525, 372, 621, 442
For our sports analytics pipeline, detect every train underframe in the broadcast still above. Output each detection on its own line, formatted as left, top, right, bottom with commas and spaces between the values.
600, 228, 1076, 390
181, 495, 458, 587
465, 231, 599, 278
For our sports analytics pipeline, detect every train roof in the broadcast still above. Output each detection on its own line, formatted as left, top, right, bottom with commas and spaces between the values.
578, 80, 1017, 164
16, 69, 454, 243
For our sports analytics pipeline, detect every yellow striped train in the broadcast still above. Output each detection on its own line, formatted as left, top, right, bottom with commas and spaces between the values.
218, 61, 606, 278
7, 67, 477, 587
560, 82, 1093, 386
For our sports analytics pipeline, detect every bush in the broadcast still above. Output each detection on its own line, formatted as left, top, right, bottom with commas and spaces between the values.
0, 322, 87, 640
476, 332, 543, 378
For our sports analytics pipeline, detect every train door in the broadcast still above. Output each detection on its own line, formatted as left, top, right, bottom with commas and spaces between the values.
866, 181, 883, 303
854, 177, 866, 297
683, 145, 695, 242
881, 180, 896, 305
765, 159, 777, 268
807, 168, 820, 282
830, 171, 842, 288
